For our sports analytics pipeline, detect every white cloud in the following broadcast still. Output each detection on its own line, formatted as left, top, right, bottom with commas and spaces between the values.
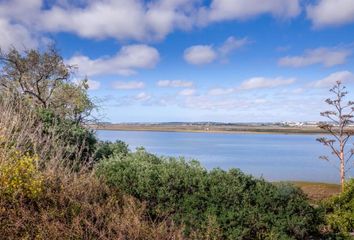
157, 80, 194, 88
184, 45, 217, 65
0, 0, 42, 24
239, 77, 295, 90
278, 47, 351, 67
310, 71, 354, 88
67, 44, 159, 76
179, 88, 196, 96
218, 36, 249, 57
199, 0, 301, 24
0, 0, 300, 48
184, 36, 249, 65
112, 81, 145, 90
37, 0, 200, 41
0, 18, 38, 51
135, 92, 151, 101
208, 87, 235, 96
307, 0, 354, 28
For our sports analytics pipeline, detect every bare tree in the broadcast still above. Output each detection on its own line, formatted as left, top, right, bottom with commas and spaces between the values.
317, 81, 354, 192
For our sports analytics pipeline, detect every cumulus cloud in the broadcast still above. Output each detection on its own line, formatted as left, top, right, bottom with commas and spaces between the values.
67, 44, 159, 76
179, 88, 196, 96
0, 0, 42, 24
157, 80, 194, 88
0, 0, 301, 45
239, 77, 295, 90
219, 37, 248, 54
309, 71, 354, 88
184, 45, 217, 65
199, 0, 301, 24
218, 36, 249, 60
0, 18, 39, 51
307, 0, 354, 28
26, 0, 199, 41
278, 47, 351, 67
112, 81, 145, 90
135, 92, 152, 101
184, 36, 249, 65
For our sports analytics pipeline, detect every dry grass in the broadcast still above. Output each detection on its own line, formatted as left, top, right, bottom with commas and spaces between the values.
292, 181, 341, 202
0, 170, 183, 240
0, 98, 184, 240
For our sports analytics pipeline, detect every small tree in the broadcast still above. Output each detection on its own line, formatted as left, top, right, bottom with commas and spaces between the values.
0, 47, 94, 124
0, 47, 97, 164
317, 81, 354, 192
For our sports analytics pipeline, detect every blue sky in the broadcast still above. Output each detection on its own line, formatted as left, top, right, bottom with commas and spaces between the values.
1, 0, 354, 122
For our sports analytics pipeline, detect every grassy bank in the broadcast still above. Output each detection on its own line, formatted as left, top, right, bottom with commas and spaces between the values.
284, 182, 341, 202
93, 123, 330, 135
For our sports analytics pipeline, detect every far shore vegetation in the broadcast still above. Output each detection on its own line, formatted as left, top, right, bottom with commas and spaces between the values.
0, 47, 353, 239
92, 123, 332, 134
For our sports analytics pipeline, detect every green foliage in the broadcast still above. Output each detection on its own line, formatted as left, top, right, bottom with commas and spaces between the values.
96, 148, 323, 239
322, 179, 354, 237
37, 108, 97, 164
94, 140, 129, 162
0, 47, 98, 166
0, 47, 95, 122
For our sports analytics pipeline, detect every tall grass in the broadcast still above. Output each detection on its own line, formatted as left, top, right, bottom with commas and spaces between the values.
0, 98, 183, 240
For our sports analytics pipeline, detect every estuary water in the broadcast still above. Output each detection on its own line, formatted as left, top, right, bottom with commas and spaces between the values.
97, 130, 354, 183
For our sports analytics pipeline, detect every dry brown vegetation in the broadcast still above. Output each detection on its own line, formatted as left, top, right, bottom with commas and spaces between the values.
291, 182, 341, 202
0, 98, 184, 240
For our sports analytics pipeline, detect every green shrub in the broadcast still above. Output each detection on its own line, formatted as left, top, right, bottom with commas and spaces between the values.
322, 179, 354, 237
96, 148, 323, 239
94, 140, 129, 162
37, 108, 97, 164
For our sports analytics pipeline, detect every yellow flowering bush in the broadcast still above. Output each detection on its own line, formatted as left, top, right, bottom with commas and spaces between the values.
0, 150, 43, 199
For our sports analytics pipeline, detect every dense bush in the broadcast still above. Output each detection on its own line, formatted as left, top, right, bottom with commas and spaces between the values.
97, 148, 323, 239
37, 108, 97, 164
322, 179, 354, 237
0, 166, 183, 240
0, 149, 43, 200
94, 140, 129, 162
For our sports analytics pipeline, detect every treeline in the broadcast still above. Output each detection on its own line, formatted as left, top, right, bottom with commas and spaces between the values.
0, 47, 353, 239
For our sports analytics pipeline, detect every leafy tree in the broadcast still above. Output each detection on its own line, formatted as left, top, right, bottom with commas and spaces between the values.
0, 47, 94, 124
317, 81, 354, 192
0, 47, 97, 164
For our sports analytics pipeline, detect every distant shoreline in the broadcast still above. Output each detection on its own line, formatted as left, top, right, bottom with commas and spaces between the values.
91, 124, 332, 135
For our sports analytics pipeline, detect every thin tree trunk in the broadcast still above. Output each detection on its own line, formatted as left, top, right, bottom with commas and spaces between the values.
340, 145, 345, 192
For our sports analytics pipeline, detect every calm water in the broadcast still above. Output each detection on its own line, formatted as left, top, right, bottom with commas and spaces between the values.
97, 130, 354, 183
